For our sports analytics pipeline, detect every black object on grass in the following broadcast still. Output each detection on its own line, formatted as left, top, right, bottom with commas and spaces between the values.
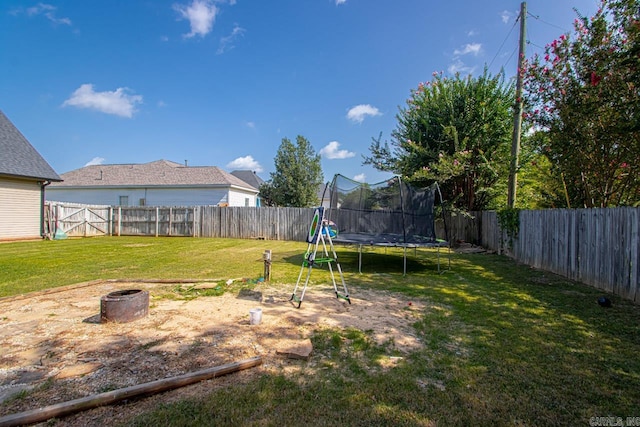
597, 296, 612, 308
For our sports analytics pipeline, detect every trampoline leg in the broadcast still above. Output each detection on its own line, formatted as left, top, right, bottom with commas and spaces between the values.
403, 246, 407, 276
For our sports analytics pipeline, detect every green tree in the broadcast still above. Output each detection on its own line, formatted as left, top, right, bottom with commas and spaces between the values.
364, 68, 515, 212
515, 132, 566, 209
260, 135, 323, 207
523, 0, 640, 207
516, 131, 570, 209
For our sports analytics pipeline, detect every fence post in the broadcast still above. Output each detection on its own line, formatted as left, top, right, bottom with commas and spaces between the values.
263, 250, 272, 281
83, 207, 88, 237
193, 207, 197, 237
187, 208, 191, 237
54, 203, 59, 235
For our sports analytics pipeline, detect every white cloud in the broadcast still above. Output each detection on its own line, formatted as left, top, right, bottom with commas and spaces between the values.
245, 121, 255, 128
353, 173, 366, 182
501, 10, 513, 24
217, 25, 245, 54
62, 84, 143, 118
226, 155, 263, 172
448, 60, 476, 75
336, 0, 347, 5
26, 3, 54, 15
448, 40, 481, 76
84, 157, 105, 167
320, 141, 355, 160
174, 0, 218, 38
26, 3, 71, 25
453, 43, 482, 56
346, 104, 382, 124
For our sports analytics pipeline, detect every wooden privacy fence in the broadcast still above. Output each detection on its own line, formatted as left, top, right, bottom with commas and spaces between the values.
444, 208, 640, 303
46, 202, 314, 241
196, 206, 312, 240
116, 206, 197, 237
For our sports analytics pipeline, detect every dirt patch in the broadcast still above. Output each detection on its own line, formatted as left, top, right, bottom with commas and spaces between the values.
453, 241, 491, 254
0, 280, 427, 426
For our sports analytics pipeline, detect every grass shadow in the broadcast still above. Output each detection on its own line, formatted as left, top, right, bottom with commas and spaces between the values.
281, 246, 443, 276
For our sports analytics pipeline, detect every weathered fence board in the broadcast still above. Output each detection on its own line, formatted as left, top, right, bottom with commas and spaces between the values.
112, 206, 196, 237
446, 207, 640, 303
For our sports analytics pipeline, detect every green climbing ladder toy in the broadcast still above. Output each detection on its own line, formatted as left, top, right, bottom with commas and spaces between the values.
290, 207, 350, 309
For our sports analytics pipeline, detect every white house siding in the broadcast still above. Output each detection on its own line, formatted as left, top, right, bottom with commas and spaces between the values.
0, 177, 42, 239
46, 188, 138, 206
228, 188, 257, 207
46, 187, 248, 207
144, 188, 229, 206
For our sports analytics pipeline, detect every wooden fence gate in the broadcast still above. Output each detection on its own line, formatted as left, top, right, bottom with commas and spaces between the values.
45, 202, 112, 238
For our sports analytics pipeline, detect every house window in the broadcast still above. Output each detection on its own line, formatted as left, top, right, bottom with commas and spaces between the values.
139, 198, 146, 206
245, 198, 250, 207
118, 196, 129, 206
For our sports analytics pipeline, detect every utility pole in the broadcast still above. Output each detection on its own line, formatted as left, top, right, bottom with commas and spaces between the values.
507, 1, 527, 208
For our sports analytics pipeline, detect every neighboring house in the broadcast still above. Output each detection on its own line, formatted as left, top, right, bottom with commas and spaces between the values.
317, 182, 331, 208
47, 160, 260, 207
231, 170, 265, 207
0, 110, 62, 240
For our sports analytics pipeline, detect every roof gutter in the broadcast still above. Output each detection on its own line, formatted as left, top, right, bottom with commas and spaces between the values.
40, 180, 51, 239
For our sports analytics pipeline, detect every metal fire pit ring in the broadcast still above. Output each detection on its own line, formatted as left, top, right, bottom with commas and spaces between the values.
100, 289, 149, 323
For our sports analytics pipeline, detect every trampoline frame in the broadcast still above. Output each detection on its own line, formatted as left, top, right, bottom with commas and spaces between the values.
332, 233, 450, 275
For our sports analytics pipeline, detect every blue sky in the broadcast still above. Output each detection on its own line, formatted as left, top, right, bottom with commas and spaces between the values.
1, 0, 598, 185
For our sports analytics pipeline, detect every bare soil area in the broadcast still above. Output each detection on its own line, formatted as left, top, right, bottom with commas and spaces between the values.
0, 279, 427, 426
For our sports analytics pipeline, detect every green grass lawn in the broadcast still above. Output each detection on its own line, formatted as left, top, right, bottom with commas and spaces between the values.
0, 237, 306, 297
1, 236, 639, 425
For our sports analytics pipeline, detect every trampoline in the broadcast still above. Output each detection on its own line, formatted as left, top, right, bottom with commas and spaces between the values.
325, 174, 450, 274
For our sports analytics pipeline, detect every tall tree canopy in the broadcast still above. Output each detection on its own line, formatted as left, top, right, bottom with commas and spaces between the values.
364, 68, 515, 212
523, 0, 640, 207
260, 135, 323, 207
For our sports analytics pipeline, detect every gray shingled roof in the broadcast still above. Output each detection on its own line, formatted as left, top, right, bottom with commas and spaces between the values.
0, 110, 61, 181
50, 159, 258, 191
231, 170, 265, 189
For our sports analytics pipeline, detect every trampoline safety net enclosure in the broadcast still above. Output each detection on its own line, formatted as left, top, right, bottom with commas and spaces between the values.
325, 174, 450, 274
327, 174, 442, 246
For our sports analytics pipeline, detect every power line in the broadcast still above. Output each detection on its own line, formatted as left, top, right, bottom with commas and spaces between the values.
527, 40, 546, 50
488, 16, 519, 70
527, 11, 570, 33
502, 44, 520, 70
523, 8, 574, 59
490, 5, 574, 72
